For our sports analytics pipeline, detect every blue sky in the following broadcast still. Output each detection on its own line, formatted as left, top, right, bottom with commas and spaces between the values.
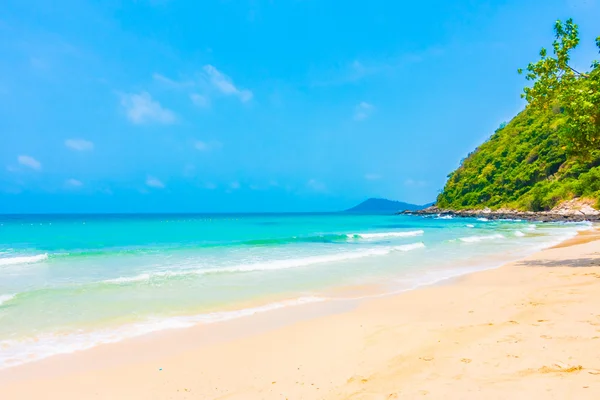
1, 0, 599, 213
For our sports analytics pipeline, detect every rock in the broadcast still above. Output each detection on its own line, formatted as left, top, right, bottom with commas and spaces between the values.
400, 198, 600, 222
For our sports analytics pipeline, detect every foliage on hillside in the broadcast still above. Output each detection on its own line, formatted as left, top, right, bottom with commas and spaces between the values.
437, 19, 600, 211
436, 107, 600, 211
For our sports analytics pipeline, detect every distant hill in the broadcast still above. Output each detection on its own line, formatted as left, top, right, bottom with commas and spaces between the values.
346, 198, 432, 213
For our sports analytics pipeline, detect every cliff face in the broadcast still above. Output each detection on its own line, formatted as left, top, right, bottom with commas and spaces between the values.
436, 107, 600, 212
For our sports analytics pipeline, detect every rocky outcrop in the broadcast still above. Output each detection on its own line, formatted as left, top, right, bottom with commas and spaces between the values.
400, 198, 600, 222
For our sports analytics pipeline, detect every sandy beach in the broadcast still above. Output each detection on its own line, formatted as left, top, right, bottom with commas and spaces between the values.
1, 230, 600, 399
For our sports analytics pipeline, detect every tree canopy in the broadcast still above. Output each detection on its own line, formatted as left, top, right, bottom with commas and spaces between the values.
437, 19, 600, 211
518, 19, 600, 155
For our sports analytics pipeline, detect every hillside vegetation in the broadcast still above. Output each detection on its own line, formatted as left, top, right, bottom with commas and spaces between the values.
437, 19, 600, 211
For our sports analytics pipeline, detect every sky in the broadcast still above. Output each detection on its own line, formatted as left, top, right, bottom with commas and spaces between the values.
1, 0, 599, 213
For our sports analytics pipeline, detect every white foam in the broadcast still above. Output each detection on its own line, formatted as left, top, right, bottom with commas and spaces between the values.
466, 224, 475, 228
437, 215, 453, 220
0, 254, 48, 266
477, 218, 489, 222
103, 243, 430, 285
349, 230, 424, 239
103, 274, 151, 284
527, 224, 537, 231
514, 230, 526, 237
393, 242, 426, 252
0, 296, 326, 369
103, 248, 404, 284
459, 234, 505, 243
0, 294, 16, 306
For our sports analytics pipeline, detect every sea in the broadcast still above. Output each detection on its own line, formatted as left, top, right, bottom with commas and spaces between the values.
0, 212, 590, 369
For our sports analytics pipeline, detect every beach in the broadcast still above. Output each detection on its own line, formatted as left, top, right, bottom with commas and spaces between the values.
0, 228, 599, 399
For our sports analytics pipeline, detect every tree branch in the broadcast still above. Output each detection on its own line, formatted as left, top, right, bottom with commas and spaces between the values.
567, 65, 588, 77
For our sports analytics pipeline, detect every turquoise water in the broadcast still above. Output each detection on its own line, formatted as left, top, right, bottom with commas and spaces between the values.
0, 213, 588, 368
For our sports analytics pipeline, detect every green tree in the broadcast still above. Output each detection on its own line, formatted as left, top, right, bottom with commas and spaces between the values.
518, 19, 600, 156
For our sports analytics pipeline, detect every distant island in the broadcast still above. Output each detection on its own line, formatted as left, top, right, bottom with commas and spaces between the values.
346, 198, 433, 212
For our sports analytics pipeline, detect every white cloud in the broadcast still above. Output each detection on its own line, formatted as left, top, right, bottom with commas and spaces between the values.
354, 102, 374, 121
146, 176, 165, 189
365, 173, 381, 180
120, 92, 176, 124
306, 179, 327, 192
194, 140, 222, 151
190, 93, 209, 108
65, 138, 94, 151
229, 181, 241, 190
18, 155, 41, 170
405, 179, 427, 187
65, 178, 83, 187
202, 65, 253, 102
153, 73, 194, 89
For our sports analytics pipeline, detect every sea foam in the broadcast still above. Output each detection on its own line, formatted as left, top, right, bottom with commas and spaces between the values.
103, 244, 426, 284
0, 296, 326, 369
459, 234, 505, 243
0, 294, 16, 306
349, 230, 424, 239
0, 254, 48, 266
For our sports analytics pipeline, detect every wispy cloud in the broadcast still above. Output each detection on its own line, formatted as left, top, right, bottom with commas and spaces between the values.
405, 179, 427, 187
65, 138, 94, 151
306, 179, 327, 192
146, 176, 165, 189
202, 65, 253, 102
153, 73, 194, 89
120, 92, 176, 124
18, 155, 41, 170
365, 173, 381, 180
354, 102, 374, 121
65, 178, 83, 187
310, 47, 445, 87
194, 140, 223, 151
190, 93, 209, 108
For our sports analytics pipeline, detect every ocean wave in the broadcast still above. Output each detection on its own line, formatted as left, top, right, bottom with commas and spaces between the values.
527, 224, 537, 231
0, 296, 326, 369
348, 230, 424, 239
0, 231, 424, 266
103, 244, 427, 285
103, 274, 152, 284
466, 224, 475, 228
0, 294, 16, 306
459, 234, 505, 243
477, 218, 489, 222
436, 215, 453, 219
514, 230, 526, 237
393, 242, 426, 252
0, 254, 48, 266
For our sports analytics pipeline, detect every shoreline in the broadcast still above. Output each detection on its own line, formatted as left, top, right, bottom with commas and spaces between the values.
402, 205, 600, 222
1, 229, 600, 398
0, 225, 579, 372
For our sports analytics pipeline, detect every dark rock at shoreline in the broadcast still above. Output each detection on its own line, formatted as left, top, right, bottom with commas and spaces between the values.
399, 205, 600, 223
